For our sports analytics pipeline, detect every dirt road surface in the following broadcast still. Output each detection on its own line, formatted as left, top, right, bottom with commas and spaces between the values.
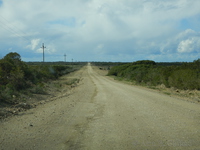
0, 63, 200, 150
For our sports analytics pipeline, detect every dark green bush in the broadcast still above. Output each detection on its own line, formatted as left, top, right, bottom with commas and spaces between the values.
108, 59, 200, 90
0, 52, 74, 104
168, 69, 199, 90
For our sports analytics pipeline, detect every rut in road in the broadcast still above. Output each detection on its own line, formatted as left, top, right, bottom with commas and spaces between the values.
0, 63, 200, 150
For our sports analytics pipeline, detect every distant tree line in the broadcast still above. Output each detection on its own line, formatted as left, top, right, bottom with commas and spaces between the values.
108, 60, 200, 90
26, 61, 87, 66
91, 62, 125, 67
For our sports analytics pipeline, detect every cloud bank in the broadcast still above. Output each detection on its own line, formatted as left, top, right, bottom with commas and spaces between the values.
0, 0, 200, 62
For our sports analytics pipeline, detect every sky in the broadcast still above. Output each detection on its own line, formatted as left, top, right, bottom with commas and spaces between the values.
0, 0, 200, 62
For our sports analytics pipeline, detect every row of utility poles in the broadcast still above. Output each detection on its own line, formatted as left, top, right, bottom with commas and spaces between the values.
64, 53, 73, 63
41, 43, 73, 63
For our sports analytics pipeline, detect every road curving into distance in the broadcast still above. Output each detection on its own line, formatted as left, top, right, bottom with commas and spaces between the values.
0, 63, 200, 150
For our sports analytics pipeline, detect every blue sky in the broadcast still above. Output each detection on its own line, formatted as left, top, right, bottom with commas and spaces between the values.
0, 0, 200, 62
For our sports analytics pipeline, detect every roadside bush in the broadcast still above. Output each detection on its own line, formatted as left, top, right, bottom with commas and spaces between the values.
146, 68, 162, 86
108, 59, 200, 90
0, 86, 14, 103
168, 69, 199, 90
0, 52, 74, 104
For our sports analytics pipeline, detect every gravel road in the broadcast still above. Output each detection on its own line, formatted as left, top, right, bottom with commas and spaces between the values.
0, 63, 200, 150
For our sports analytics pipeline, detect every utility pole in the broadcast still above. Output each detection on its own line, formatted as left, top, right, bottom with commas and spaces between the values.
41, 43, 46, 62
64, 54, 66, 62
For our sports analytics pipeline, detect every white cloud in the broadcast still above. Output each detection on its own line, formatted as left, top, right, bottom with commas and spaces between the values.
177, 39, 194, 53
177, 29, 200, 53
27, 39, 40, 50
0, 0, 200, 62
159, 29, 200, 55
176, 29, 198, 40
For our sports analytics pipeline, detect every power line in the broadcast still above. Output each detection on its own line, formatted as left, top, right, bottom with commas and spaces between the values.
0, 15, 31, 39
0, 15, 54, 46
0, 15, 32, 43
0, 21, 29, 43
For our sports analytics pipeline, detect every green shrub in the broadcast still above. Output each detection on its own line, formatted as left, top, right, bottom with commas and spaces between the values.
168, 69, 199, 90
30, 83, 46, 94
108, 59, 200, 90
0, 52, 75, 104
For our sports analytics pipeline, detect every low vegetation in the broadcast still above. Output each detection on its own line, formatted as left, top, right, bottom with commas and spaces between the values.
108, 60, 200, 90
0, 52, 82, 105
